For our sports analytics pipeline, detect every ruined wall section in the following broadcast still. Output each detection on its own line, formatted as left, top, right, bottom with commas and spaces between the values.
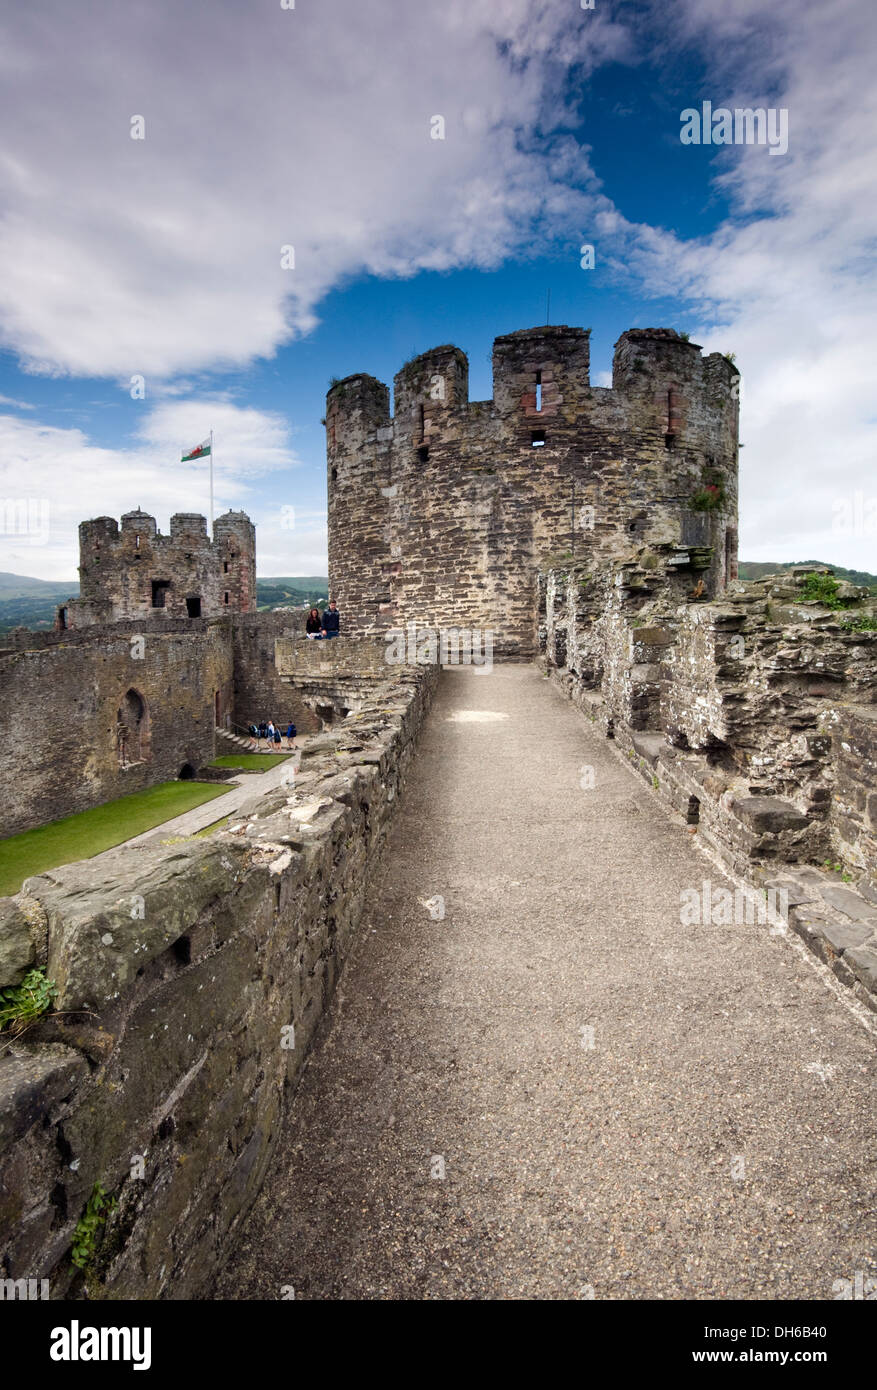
541, 560, 877, 1006
0, 666, 436, 1298
542, 559, 877, 878
0, 622, 233, 835
68, 509, 256, 628
327, 326, 739, 658
230, 610, 319, 735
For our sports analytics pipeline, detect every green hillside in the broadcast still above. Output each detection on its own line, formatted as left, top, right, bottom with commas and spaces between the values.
256, 577, 329, 609
739, 560, 877, 590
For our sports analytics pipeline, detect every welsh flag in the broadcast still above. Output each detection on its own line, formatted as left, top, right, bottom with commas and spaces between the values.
181, 437, 211, 461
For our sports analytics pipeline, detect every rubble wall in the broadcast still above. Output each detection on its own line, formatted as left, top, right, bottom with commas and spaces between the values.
541, 559, 877, 1006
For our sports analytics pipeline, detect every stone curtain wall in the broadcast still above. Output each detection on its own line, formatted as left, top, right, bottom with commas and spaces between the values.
230, 610, 320, 734
327, 325, 739, 658
541, 560, 877, 1006
0, 665, 437, 1297
0, 621, 233, 836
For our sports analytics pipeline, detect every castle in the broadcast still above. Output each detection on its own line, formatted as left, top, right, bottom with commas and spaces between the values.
0, 509, 342, 837
1, 319, 875, 1300
327, 325, 740, 654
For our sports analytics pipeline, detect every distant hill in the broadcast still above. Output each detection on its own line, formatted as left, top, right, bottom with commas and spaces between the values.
0, 572, 329, 633
0, 571, 79, 601
0, 574, 79, 632
739, 560, 877, 590
256, 577, 329, 610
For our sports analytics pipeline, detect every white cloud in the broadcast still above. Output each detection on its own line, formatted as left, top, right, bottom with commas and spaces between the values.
0, 0, 627, 380
0, 402, 320, 580
612, 0, 877, 569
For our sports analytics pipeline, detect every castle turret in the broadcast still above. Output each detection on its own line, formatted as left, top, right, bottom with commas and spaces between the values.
392, 346, 469, 457
326, 375, 391, 631
326, 322, 741, 655
213, 511, 257, 613
66, 507, 258, 626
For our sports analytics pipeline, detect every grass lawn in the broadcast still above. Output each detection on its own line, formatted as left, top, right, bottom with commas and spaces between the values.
0, 781, 230, 897
210, 754, 292, 769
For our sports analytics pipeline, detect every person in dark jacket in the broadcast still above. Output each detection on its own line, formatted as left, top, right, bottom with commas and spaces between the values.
320, 600, 340, 639
305, 607, 321, 637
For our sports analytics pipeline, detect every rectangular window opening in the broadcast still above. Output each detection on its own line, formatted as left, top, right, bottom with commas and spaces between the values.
531, 430, 546, 448
151, 579, 171, 608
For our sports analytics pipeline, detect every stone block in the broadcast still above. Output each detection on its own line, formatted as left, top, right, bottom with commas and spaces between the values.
731, 796, 809, 834
35, 839, 249, 1012
844, 945, 877, 995
0, 900, 35, 988
0, 1044, 87, 1155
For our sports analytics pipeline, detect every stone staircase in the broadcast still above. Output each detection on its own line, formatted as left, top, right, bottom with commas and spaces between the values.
215, 725, 259, 753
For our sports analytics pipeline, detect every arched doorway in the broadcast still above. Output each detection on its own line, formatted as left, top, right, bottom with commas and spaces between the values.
117, 689, 149, 767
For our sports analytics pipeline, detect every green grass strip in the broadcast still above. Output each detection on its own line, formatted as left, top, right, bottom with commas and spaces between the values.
0, 782, 229, 897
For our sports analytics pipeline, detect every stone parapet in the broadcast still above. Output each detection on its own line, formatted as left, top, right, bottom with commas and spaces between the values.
0, 664, 437, 1297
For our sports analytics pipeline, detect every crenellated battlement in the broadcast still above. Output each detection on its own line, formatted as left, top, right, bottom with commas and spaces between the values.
327, 322, 740, 656
66, 508, 257, 629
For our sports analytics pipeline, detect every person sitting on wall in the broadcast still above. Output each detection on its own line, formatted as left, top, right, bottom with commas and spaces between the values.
305, 606, 322, 638
316, 599, 340, 640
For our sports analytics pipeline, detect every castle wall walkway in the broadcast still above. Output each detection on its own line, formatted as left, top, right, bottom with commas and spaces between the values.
217, 663, 876, 1299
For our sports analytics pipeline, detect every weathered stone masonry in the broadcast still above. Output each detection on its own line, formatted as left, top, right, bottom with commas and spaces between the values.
541, 558, 877, 1010
327, 325, 739, 657
65, 508, 256, 628
0, 513, 318, 835
0, 663, 436, 1297
0, 620, 234, 837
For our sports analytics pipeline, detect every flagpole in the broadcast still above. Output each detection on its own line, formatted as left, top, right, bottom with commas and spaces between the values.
209, 428, 214, 532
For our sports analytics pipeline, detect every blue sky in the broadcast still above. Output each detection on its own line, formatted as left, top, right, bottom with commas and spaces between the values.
0, 0, 874, 579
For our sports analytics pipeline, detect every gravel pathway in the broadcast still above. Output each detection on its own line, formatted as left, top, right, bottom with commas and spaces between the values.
217, 665, 876, 1300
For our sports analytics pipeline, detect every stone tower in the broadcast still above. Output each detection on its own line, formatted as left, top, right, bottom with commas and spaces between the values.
65, 509, 257, 627
326, 325, 739, 657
